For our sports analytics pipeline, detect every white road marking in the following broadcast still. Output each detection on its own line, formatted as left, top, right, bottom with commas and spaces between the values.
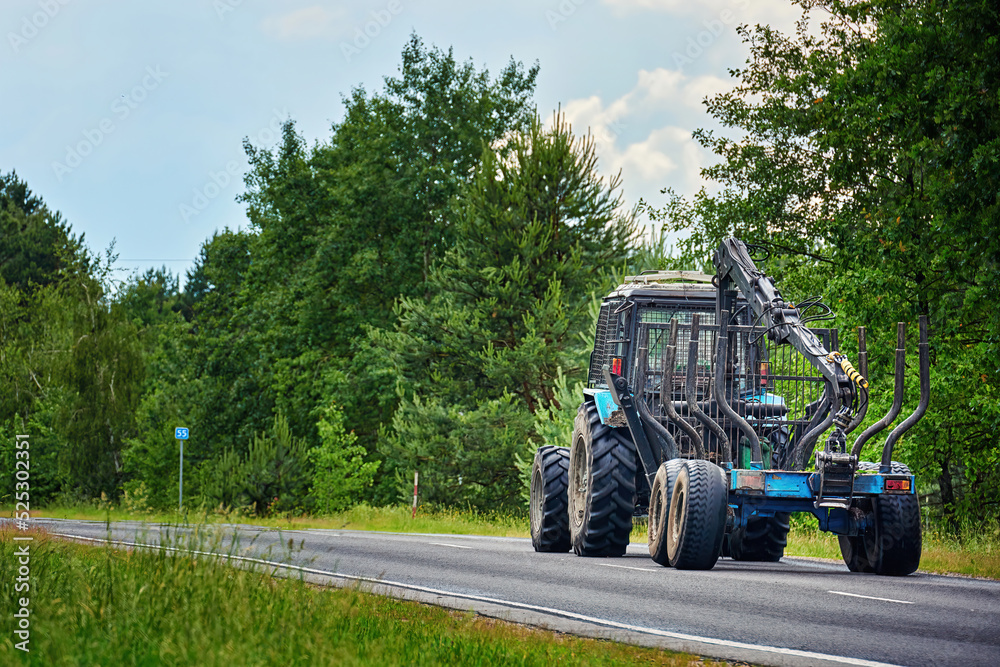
598, 563, 661, 572
828, 591, 913, 604
49, 530, 902, 667
429, 542, 473, 550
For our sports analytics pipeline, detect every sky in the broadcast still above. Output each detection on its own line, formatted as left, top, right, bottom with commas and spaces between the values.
1, 0, 800, 285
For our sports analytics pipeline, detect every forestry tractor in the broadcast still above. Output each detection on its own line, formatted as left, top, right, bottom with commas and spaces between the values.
530, 237, 927, 574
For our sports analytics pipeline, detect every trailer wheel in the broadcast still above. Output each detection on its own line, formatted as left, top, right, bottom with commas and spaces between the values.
530, 446, 571, 552
569, 401, 636, 557
839, 462, 921, 576
665, 459, 728, 570
648, 459, 685, 566
838, 501, 875, 573
729, 512, 791, 562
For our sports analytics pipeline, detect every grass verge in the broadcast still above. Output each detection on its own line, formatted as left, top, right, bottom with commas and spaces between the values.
0, 526, 723, 666
12, 503, 999, 579
19, 503, 530, 537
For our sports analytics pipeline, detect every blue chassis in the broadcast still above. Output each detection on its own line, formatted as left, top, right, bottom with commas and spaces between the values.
590, 389, 915, 536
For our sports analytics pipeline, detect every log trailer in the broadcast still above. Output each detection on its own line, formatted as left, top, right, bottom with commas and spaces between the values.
529, 237, 928, 574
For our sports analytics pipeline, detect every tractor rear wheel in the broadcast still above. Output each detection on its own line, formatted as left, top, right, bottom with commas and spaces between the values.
648, 459, 685, 566
665, 459, 728, 570
568, 401, 636, 557
530, 446, 571, 552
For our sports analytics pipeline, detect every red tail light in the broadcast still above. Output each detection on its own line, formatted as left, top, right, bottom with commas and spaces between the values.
611, 357, 622, 375
885, 479, 910, 492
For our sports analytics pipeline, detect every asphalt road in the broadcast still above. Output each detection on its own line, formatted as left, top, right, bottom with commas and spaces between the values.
26, 518, 1000, 667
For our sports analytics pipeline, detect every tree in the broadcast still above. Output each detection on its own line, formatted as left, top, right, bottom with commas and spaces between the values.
308, 403, 379, 513
647, 0, 1000, 526
229, 34, 540, 460
378, 113, 638, 507
0, 172, 145, 501
119, 36, 541, 511
199, 414, 311, 514
0, 170, 85, 293
51, 259, 145, 498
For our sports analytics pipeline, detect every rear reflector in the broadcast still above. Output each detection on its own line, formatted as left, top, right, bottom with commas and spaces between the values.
735, 470, 765, 491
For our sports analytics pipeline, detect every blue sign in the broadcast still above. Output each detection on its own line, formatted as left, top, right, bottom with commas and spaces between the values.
175, 427, 189, 440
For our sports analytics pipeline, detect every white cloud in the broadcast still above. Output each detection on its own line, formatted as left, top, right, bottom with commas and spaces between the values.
262, 6, 344, 41
679, 73, 730, 109
619, 128, 681, 181
557, 67, 733, 211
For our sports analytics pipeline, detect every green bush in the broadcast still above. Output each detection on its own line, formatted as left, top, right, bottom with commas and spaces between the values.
309, 403, 380, 513
200, 414, 310, 514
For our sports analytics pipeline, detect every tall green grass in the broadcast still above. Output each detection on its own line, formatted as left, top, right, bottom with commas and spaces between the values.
0, 526, 719, 666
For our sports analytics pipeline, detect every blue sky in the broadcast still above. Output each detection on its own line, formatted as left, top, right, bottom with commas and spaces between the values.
1, 0, 798, 284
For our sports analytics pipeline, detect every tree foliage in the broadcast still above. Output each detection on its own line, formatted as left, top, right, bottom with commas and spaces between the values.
379, 113, 638, 507
0, 171, 84, 293
309, 403, 379, 513
223, 34, 541, 462
112, 35, 543, 511
0, 172, 143, 502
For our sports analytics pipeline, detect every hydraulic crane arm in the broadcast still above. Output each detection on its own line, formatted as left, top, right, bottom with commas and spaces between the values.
712, 238, 855, 406
712, 238, 867, 478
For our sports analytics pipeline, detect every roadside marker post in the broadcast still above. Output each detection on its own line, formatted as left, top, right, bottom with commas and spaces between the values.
412, 471, 419, 519
175, 427, 189, 511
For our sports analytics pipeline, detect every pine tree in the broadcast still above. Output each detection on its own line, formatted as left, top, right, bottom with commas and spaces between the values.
379, 113, 638, 507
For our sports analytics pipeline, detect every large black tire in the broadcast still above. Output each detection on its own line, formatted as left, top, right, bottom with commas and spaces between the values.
665, 459, 728, 570
530, 446, 571, 552
729, 512, 791, 562
839, 462, 922, 576
568, 401, 636, 557
648, 459, 685, 566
